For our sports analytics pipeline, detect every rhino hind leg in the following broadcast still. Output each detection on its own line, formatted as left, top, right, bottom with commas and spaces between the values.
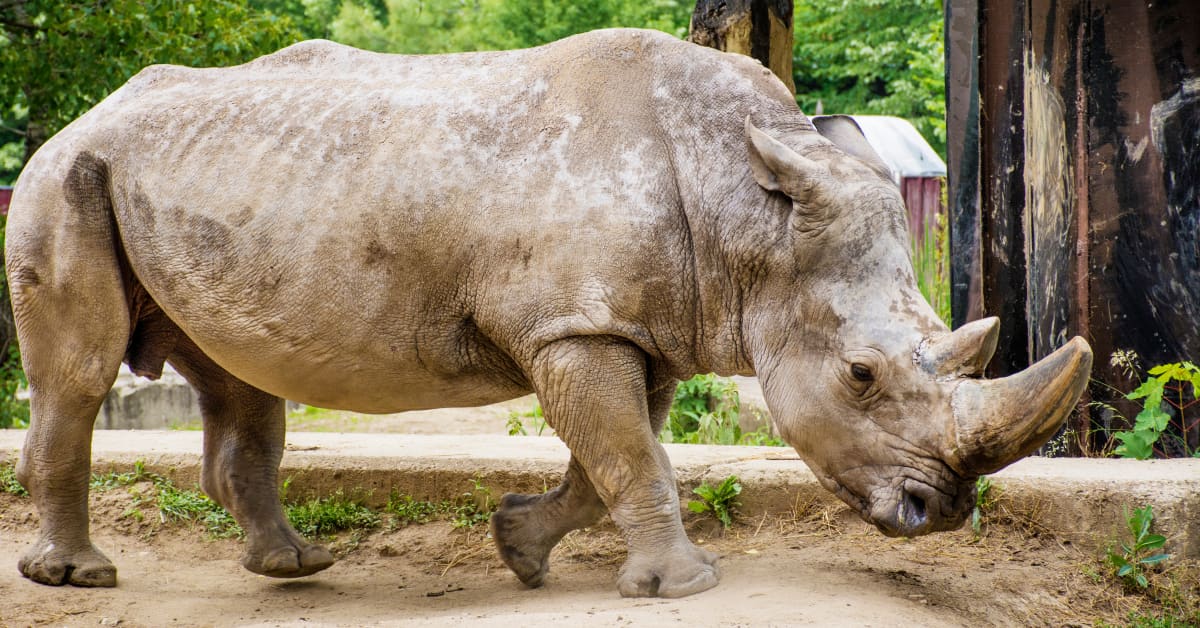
491, 384, 675, 587
167, 340, 334, 578
491, 457, 605, 587
8, 155, 131, 587
523, 337, 717, 598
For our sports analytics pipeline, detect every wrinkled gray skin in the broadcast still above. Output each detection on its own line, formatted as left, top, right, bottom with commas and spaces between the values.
6, 29, 1091, 598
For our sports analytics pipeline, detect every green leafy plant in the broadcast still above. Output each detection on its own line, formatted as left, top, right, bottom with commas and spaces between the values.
449, 478, 495, 528
663, 374, 740, 444
687, 475, 741, 528
506, 403, 548, 436
0, 461, 27, 496
970, 475, 999, 538
1106, 505, 1171, 589
1113, 362, 1199, 459
661, 375, 785, 446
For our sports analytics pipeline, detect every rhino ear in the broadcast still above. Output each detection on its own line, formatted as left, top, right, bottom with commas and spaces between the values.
745, 116, 833, 205
811, 115, 894, 182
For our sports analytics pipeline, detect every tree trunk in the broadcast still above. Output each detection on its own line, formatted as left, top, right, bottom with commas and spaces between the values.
689, 0, 796, 95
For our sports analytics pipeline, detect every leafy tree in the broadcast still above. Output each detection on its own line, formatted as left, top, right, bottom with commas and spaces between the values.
0, 0, 303, 178
325, 0, 690, 54
792, 0, 945, 158
0, 2, 303, 426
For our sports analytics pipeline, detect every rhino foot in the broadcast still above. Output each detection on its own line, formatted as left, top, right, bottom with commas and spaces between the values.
19, 538, 117, 587
490, 493, 560, 587
616, 542, 719, 598
243, 541, 335, 578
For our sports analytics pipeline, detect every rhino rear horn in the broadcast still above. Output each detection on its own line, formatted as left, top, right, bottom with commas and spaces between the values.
944, 336, 1093, 477
920, 317, 1000, 377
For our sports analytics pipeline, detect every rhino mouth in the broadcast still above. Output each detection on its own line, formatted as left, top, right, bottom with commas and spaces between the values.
866, 478, 973, 538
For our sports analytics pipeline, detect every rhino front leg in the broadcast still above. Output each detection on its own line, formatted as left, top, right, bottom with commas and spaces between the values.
524, 337, 717, 598
169, 346, 334, 578
491, 385, 675, 587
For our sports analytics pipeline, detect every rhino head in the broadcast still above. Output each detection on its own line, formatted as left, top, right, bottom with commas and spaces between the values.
741, 116, 1092, 537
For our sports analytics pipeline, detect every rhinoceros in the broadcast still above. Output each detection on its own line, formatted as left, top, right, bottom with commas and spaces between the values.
5, 28, 1091, 597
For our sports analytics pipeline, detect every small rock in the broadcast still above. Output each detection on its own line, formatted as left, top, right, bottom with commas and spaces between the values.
99, 618, 121, 626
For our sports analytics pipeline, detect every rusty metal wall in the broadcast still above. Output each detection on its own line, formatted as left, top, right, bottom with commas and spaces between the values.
947, 0, 1200, 449
901, 177, 944, 242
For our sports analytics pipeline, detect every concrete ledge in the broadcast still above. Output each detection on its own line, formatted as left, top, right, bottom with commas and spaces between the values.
0, 430, 1195, 558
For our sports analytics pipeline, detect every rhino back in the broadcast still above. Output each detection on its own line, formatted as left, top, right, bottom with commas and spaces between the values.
49, 29, 787, 411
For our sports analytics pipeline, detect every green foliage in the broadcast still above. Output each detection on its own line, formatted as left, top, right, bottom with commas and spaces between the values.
1113, 362, 1199, 460
794, 0, 946, 159
0, 343, 28, 429
687, 475, 741, 528
1106, 505, 1171, 590
663, 374, 739, 444
0, 461, 27, 496
385, 491, 443, 525
325, 0, 690, 54
0, 0, 303, 180
911, 211, 951, 327
970, 475, 999, 538
506, 403, 549, 436
286, 489, 380, 537
661, 374, 784, 446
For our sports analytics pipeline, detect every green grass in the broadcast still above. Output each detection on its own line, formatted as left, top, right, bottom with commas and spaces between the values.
911, 213, 951, 327
285, 489, 380, 538
6, 459, 499, 539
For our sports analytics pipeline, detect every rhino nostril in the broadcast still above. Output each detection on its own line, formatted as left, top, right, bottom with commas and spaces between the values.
903, 491, 927, 528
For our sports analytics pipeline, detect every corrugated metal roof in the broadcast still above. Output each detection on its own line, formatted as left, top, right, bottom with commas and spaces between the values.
849, 115, 947, 179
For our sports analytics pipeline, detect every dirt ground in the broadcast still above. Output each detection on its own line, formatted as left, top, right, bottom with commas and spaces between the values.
0, 484, 1179, 628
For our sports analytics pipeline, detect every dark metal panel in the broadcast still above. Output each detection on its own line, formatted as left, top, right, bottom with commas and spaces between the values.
946, 0, 1200, 453
946, 0, 984, 328
978, 0, 1031, 376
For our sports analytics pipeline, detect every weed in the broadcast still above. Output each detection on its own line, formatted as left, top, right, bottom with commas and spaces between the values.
450, 478, 495, 528
0, 461, 26, 496
688, 475, 742, 528
1106, 505, 1171, 589
286, 489, 380, 538
970, 476, 1000, 538
1113, 362, 1199, 459
385, 491, 442, 525
506, 404, 548, 436
90, 460, 151, 491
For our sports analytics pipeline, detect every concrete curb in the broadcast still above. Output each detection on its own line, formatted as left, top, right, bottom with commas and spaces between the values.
1, 430, 1196, 558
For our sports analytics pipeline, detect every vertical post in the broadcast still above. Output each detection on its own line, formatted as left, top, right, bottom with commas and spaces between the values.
945, 0, 984, 329
689, 0, 796, 95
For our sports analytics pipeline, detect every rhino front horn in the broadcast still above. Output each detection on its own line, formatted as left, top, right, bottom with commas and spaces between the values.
945, 336, 1093, 477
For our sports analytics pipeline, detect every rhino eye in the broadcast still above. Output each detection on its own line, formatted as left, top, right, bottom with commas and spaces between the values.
850, 363, 874, 382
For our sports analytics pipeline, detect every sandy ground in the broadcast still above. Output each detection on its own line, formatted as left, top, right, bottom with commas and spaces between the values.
282, 396, 542, 435
3, 398, 1193, 626
0, 484, 1160, 628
